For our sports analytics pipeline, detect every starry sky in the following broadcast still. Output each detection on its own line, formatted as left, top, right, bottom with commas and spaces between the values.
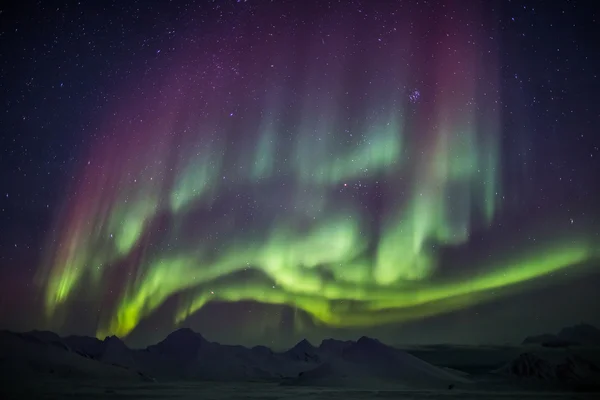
0, 0, 599, 349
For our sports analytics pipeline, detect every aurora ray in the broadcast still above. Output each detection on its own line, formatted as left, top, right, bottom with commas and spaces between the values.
35, 2, 599, 341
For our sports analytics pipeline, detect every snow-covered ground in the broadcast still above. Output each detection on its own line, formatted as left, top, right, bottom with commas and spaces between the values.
4, 381, 597, 400
2, 326, 600, 399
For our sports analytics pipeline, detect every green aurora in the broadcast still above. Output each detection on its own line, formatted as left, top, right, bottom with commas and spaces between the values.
36, 18, 599, 340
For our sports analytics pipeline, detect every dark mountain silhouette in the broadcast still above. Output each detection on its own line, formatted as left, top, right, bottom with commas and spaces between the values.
283, 339, 320, 362
523, 323, 600, 347
0, 330, 150, 382
319, 338, 354, 355
557, 324, 600, 345
496, 353, 556, 380
496, 352, 600, 388
146, 328, 210, 357
4, 325, 598, 390
522, 334, 561, 345
0, 328, 470, 387
290, 336, 471, 389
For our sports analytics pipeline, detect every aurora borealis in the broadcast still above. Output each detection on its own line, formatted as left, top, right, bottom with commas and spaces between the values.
1, 0, 599, 347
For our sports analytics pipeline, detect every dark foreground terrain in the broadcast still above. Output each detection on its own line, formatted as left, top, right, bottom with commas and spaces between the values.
1, 324, 600, 399
4, 380, 599, 400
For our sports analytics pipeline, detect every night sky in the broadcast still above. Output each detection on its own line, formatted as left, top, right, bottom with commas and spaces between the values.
0, 0, 599, 349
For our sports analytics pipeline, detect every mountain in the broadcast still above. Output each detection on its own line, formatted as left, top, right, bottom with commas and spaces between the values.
0, 331, 149, 383
60, 333, 138, 370
556, 355, 600, 383
288, 336, 471, 389
522, 334, 561, 346
495, 353, 557, 380
63, 335, 108, 358
0, 329, 473, 388
283, 339, 320, 363
24, 330, 63, 344
0, 328, 313, 382
146, 328, 210, 358
132, 328, 280, 380
496, 352, 600, 388
98, 328, 319, 380
23, 329, 592, 390
557, 324, 600, 346
318, 338, 353, 355
522, 323, 600, 347
251, 345, 274, 358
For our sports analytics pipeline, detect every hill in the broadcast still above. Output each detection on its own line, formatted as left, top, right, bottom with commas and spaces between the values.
523, 323, 600, 347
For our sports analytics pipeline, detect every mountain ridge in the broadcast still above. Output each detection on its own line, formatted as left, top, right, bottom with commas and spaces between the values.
2, 324, 599, 390
523, 323, 600, 347
0, 328, 469, 387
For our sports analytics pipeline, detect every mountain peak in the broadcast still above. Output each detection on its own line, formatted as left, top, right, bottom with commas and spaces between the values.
102, 335, 129, 352
147, 327, 208, 355
166, 328, 206, 341
284, 339, 320, 362
356, 336, 381, 347
292, 339, 314, 350
103, 335, 123, 343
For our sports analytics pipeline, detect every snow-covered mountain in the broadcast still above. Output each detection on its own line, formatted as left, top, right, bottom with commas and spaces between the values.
523, 323, 600, 347
495, 352, 557, 380
13, 327, 600, 389
289, 336, 471, 389
0, 328, 324, 382
135, 328, 302, 380
0, 328, 473, 388
496, 351, 600, 387
282, 339, 321, 363
0, 330, 150, 382
5, 326, 600, 393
